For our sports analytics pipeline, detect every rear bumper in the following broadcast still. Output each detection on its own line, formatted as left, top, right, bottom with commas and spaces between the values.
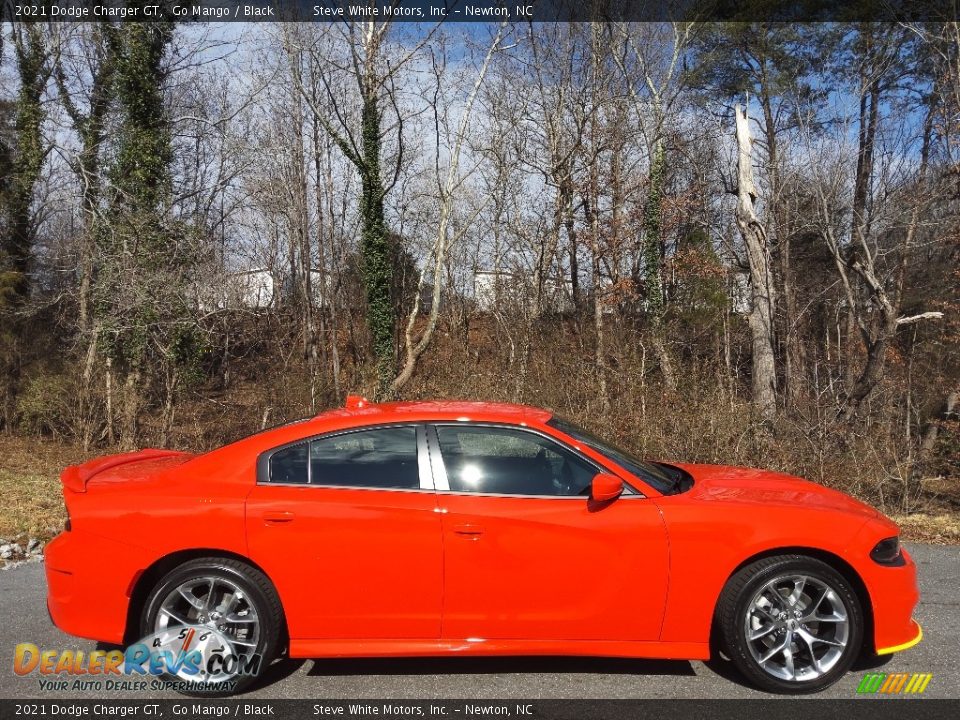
45, 530, 149, 645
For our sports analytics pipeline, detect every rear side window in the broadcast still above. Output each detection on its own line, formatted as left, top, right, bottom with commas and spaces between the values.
267, 426, 419, 489
269, 444, 308, 484
311, 426, 418, 489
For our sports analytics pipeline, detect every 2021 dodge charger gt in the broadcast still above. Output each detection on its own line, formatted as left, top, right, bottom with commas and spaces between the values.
45, 397, 921, 694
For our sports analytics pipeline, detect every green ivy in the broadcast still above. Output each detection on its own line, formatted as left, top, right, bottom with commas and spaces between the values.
1, 26, 47, 309
359, 93, 396, 393
93, 16, 203, 435
643, 139, 665, 318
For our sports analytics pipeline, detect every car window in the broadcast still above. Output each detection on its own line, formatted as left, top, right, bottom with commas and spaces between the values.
435, 425, 597, 496
266, 426, 420, 489
309, 426, 419, 489
546, 417, 678, 494
269, 443, 309, 484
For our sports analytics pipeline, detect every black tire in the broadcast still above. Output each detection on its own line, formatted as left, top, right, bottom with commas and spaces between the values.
140, 557, 282, 696
716, 554, 863, 694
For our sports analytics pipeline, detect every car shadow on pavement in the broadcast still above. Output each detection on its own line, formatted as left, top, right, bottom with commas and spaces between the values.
301, 656, 697, 678
852, 653, 894, 672
245, 657, 308, 693
701, 657, 751, 689
702, 651, 896, 692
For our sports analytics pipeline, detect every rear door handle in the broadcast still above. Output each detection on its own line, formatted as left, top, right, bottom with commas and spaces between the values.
452, 523, 484, 536
263, 511, 295, 524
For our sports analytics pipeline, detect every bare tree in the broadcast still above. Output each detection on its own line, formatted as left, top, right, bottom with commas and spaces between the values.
611, 22, 696, 390
50, 24, 114, 448
810, 102, 943, 423
734, 104, 777, 421
291, 20, 439, 395
391, 23, 508, 395
1, 23, 51, 430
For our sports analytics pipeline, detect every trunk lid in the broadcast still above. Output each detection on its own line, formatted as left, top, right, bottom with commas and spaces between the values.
61, 449, 194, 493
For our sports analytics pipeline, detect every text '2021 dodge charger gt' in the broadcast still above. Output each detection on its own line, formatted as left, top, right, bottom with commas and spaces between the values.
45, 397, 921, 694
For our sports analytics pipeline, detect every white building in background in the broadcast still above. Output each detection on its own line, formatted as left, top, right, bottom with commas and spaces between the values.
195, 268, 337, 312
473, 270, 573, 313
230, 268, 276, 309
473, 270, 514, 311
194, 268, 276, 312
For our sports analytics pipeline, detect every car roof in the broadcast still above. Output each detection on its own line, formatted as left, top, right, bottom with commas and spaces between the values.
317, 399, 553, 425
199, 400, 557, 465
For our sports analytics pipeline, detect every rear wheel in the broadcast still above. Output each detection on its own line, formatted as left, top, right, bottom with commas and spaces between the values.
717, 555, 863, 694
140, 557, 282, 695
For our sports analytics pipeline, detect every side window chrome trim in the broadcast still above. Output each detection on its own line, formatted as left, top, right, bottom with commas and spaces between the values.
256, 422, 434, 492
260, 482, 436, 495
425, 425, 449, 491
416, 425, 434, 491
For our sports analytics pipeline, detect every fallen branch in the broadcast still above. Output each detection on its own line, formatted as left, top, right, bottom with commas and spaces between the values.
896, 311, 945, 326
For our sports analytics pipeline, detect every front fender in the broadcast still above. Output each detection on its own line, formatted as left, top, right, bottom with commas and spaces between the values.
656, 499, 872, 644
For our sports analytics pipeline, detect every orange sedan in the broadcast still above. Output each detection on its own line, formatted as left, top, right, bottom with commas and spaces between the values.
45, 397, 921, 694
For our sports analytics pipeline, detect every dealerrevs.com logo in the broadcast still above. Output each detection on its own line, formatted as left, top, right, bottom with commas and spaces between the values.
14, 626, 261, 693
856, 672, 933, 695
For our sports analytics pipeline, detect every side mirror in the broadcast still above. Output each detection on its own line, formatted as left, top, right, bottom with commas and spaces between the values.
591, 473, 623, 502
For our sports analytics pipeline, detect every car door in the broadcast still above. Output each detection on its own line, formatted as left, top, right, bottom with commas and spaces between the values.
429, 423, 669, 642
245, 423, 443, 640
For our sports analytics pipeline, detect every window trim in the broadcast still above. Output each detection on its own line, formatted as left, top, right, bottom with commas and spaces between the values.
427, 422, 641, 499
256, 422, 433, 493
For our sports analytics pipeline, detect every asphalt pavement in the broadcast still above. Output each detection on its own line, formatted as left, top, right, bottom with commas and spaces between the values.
1, 543, 957, 700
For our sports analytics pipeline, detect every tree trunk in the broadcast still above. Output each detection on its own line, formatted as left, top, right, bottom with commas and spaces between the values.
905, 389, 959, 508
359, 93, 396, 395
389, 24, 504, 396
837, 87, 937, 422
105, 356, 115, 444
287, 52, 318, 412
160, 363, 178, 447
312, 111, 340, 401
323, 179, 343, 400
79, 324, 99, 451
642, 136, 677, 390
643, 136, 666, 318
734, 105, 777, 422
1, 26, 48, 429
3, 26, 47, 308
756, 79, 803, 411
920, 390, 958, 456
852, 79, 881, 248
120, 369, 140, 450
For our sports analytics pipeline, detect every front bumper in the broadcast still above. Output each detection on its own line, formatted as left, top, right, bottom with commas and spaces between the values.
877, 619, 922, 655
45, 530, 149, 645
863, 546, 922, 655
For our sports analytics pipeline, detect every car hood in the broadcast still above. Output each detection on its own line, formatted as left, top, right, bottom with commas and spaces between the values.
671, 463, 883, 520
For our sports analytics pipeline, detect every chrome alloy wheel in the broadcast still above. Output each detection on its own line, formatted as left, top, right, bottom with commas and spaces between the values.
743, 574, 850, 682
154, 576, 260, 683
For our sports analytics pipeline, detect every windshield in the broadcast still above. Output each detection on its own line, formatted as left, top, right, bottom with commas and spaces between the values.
546, 417, 679, 495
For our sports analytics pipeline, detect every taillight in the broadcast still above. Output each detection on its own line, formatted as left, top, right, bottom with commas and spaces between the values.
870, 536, 903, 565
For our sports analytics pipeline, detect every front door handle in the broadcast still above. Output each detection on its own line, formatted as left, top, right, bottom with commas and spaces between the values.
453, 523, 484, 536
263, 511, 295, 524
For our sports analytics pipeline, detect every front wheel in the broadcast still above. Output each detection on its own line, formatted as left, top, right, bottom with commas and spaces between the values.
717, 555, 863, 694
140, 557, 282, 695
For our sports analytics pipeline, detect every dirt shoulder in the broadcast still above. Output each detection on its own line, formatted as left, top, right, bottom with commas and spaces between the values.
890, 513, 960, 545
0, 436, 90, 544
